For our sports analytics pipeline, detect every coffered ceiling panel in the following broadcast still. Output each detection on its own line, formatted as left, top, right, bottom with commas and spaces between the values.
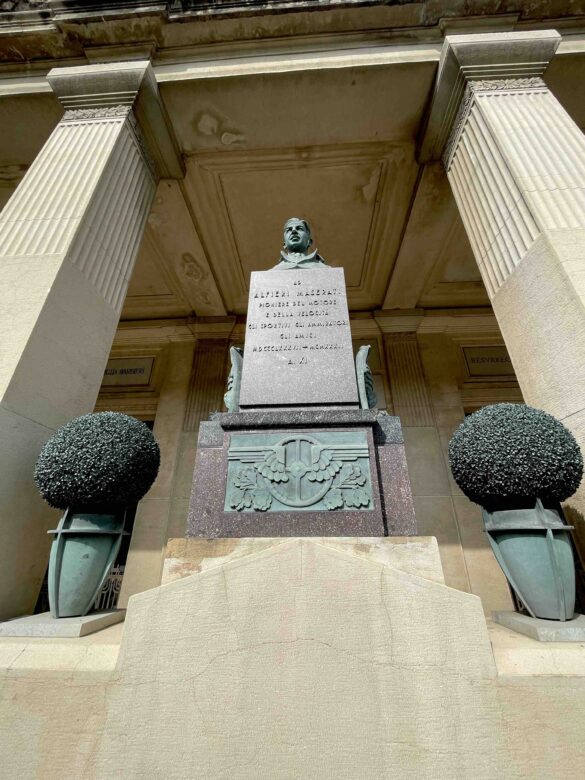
122, 179, 226, 320
182, 142, 419, 313
383, 162, 488, 310
442, 227, 482, 283
222, 161, 381, 287
123, 225, 192, 320
418, 217, 488, 308
145, 179, 226, 316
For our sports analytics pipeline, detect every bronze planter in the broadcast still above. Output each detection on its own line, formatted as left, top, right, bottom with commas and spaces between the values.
47, 508, 128, 618
482, 500, 575, 621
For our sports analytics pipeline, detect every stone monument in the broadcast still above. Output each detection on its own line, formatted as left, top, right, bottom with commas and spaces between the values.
187, 218, 416, 537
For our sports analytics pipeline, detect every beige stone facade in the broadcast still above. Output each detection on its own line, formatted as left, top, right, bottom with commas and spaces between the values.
1, 10, 583, 620
1, 1, 585, 775
2, 539, 585, 778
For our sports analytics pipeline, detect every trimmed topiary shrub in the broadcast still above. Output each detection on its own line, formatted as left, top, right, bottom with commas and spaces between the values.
448, 403, 583, 510
34, 412, 160, 510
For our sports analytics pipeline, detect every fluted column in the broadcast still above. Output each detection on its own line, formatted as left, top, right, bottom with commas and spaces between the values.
0, 61, 181, 618
421, 31, 585, 515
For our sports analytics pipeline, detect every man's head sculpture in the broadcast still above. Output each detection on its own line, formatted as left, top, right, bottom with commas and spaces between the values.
283, 218, 313, 255
273, 217, 327, 269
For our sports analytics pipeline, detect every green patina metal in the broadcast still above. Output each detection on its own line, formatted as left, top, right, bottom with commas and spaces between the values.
224, 346, 243, 413
272, 217, 328, 270
225, 430, 373, 512
355, 344, 377, 410
47, 509, 128, 618
482, 500, 575, 621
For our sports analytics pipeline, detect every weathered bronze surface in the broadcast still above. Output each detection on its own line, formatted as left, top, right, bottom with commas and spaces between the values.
272, 218, 328, 270
356, 344, 377, 410
225, 430, 373, 512
224, 346, 243, 413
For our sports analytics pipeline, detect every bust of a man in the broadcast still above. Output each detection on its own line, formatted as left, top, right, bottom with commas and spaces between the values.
272, 217, 328, 270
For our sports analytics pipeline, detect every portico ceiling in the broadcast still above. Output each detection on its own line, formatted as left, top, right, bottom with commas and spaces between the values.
122, 55, 483, 318
0, 20, 584, 320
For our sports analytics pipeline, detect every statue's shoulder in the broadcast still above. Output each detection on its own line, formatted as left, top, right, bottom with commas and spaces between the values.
272, 259, 291, 270
300, 253, 329, 269
271, 250, 329, 270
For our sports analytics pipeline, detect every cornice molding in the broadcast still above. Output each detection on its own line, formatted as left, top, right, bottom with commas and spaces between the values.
47, 60, 184, 178
417, 30, 561, 164
190, 316, 237, 341
113, 320, 194, 348
373, 310, 424, 334
417, 312, 501, 336
348, 314, 382, 339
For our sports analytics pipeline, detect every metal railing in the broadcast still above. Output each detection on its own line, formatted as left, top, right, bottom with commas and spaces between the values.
93, 565, 125, 611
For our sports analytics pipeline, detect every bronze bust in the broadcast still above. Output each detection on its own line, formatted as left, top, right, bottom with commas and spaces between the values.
272, 218, 328, 270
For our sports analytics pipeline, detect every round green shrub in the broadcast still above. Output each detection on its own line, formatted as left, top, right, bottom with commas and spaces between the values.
34, 412, 160, 510
448, 403, 583, 509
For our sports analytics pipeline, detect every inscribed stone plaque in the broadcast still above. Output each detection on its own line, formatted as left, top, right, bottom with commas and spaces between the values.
239, 267, 358, 408
463, 346, 515, 377
225, 430, 372, 512
102, 357, 154, 387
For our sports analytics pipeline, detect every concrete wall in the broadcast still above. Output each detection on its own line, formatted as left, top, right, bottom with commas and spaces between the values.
1, 539, 584, 779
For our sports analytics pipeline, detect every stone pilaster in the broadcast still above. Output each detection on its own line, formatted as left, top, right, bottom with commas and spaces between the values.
383, 333, 434, 427
0, 61, 181, 618
118, 337, 196, 607
421, 31, 585, 515
118, 320, 236, 605
183, 340, 231, 433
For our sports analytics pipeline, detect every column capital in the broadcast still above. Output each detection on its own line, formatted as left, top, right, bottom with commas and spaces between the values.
47, 60, 184, 179
418, 30, 561, 163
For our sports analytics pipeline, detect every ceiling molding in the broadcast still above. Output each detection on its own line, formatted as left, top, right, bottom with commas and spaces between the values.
183, 141, 419, 314
113, 320, 194, 348
94, 395, 159, 420
417, 310, 501, 336
190, 316, 237, 340
383, 162, 457, 310
374, 310, 425, 333
418, 280, 489, 308
122, 223, 192, 320
461, 383, 523, 412
348, 314, 382, 339
145, 179, 227, 317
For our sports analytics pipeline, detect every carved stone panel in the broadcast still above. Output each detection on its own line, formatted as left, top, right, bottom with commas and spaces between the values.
225, 430, 372, 512
187, 411, 416, 537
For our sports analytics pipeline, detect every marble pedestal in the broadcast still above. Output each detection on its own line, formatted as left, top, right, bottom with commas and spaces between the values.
187, 409, 416, 537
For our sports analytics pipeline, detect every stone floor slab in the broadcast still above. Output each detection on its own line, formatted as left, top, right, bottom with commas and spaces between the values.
0, 609, 125, 638
493, 611, 585, 642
